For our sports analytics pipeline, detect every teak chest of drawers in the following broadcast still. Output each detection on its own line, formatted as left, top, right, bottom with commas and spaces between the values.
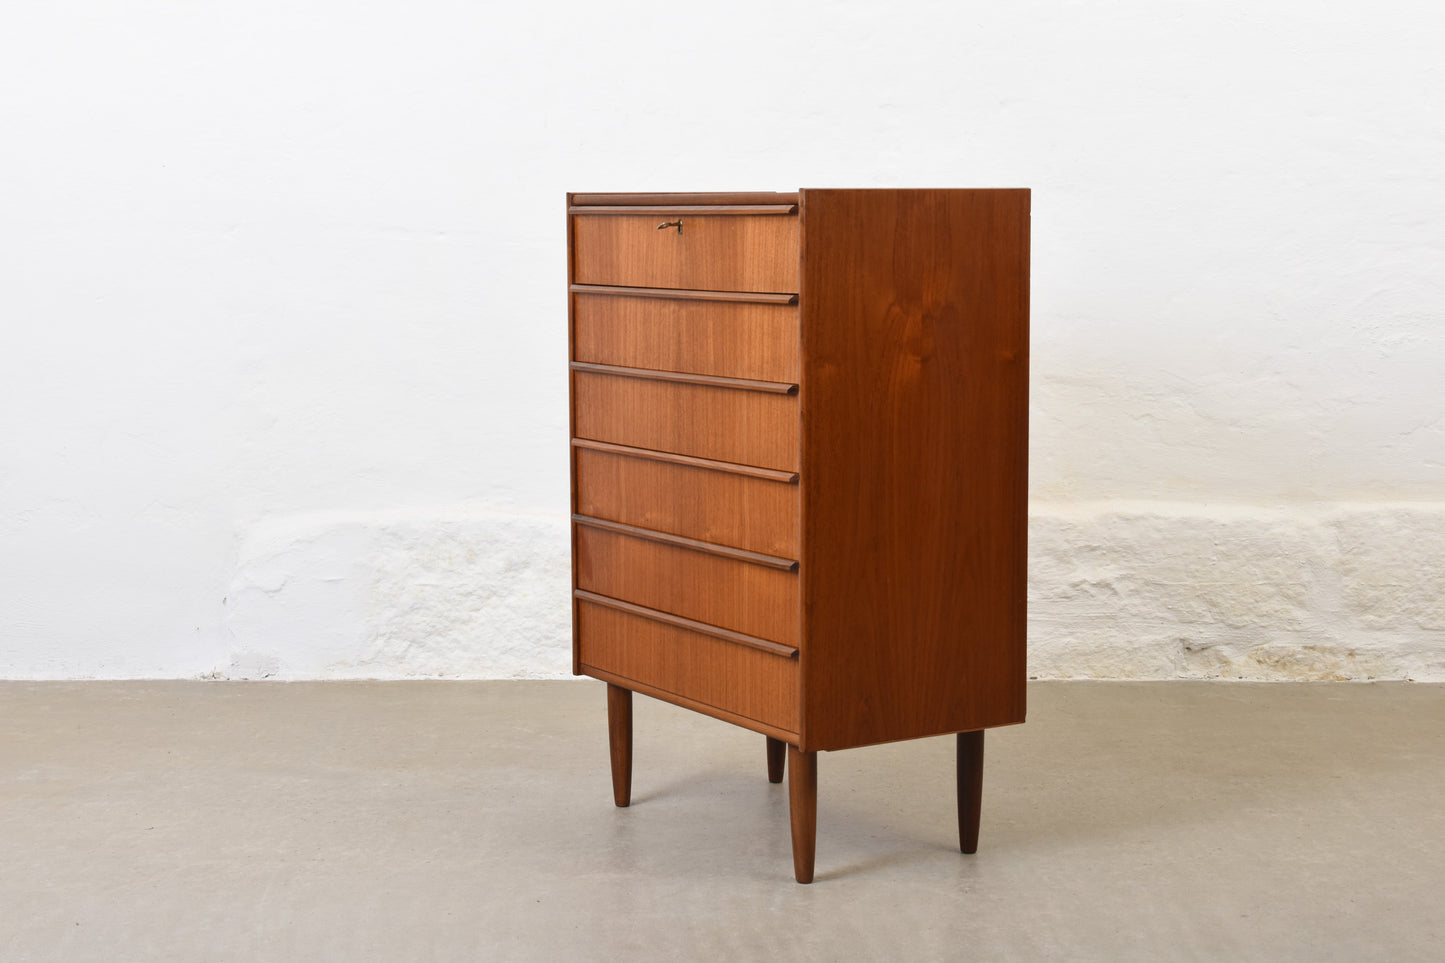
567, 189, 1030, 882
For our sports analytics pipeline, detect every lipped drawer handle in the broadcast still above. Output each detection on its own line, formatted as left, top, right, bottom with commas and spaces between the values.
656, 219, 682, 233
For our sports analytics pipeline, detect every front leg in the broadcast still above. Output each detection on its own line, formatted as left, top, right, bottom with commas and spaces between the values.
787, 745, 817, 883
606, 684, 632, 807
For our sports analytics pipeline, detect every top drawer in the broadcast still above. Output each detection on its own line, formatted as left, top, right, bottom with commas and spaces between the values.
573, 213, 799, 293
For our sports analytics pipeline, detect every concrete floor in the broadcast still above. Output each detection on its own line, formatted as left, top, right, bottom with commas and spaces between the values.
1, 681, 1441, 961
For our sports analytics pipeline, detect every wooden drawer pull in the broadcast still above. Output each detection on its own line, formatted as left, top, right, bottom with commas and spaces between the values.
570, 204, 798, 215
569, 192, 798, 207
570, 283, 797, 305
571, 438, 799, 483
570, 361, 797, 395
576, 590, 799, 659
573, 514, 799, 572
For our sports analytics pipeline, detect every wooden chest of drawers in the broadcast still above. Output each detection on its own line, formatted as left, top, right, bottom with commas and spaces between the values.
567, 189, 1030, 882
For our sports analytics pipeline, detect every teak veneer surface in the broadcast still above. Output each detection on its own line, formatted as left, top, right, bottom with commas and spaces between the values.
574, 446, 800, 558
574, 591, 797, 659
570, 439, 797, 484
572, 292, 799, 383
578, 600, 799, 733
573, 515, 796, 571
573, 214, 799, 293
797, 188, 1029, 750
574, 525, 800, 647
572, 371, 799, 473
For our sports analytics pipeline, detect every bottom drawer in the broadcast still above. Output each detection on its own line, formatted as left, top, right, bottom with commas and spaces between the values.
577, 599, 799, 734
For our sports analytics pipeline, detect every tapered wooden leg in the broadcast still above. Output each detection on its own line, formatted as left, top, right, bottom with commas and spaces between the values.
957, 729, 985, 854
787, 745, 817, 883
766, 736, 786, 784
606, 684, 632, 808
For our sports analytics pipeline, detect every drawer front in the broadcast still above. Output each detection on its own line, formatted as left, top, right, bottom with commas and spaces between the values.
573, 214, 799, 293
575, 525, 799, 646
573, 293, 799, 383
575, 447, 799, 558
573, 371, 798, 473
577, 600, 798, 733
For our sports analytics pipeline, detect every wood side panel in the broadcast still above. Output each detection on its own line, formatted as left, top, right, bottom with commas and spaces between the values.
578, 601, 799, 733
576, 447, 800, 558
573, 294, 800, 382
798, 188, 1030, 751
573, 214, 799, 293
575, 526, 800, 646
572, 371, 799, 472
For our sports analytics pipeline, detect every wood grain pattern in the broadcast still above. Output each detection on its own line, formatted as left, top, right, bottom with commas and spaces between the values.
573, 292, 799, 382
575, 590, 797, 659
797, 188, 1030, 751
572, 439, 798, 484
573, 514, 797, 571
578, 600, 799, 733
575, 524, 800, 646
573, 214, 799, 293
573, 371, 799, 472
575, 447, 800, 558
571, 192, 800, 207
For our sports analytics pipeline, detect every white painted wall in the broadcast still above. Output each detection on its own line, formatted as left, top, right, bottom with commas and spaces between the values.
2, 1, 1441, 680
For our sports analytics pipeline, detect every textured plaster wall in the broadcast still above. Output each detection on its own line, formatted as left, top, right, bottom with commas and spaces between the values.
1031, 504, 1445, 681
2, 1, 1441, 679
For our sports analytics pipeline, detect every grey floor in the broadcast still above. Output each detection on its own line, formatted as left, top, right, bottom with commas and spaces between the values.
1, 681, 1441, 961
